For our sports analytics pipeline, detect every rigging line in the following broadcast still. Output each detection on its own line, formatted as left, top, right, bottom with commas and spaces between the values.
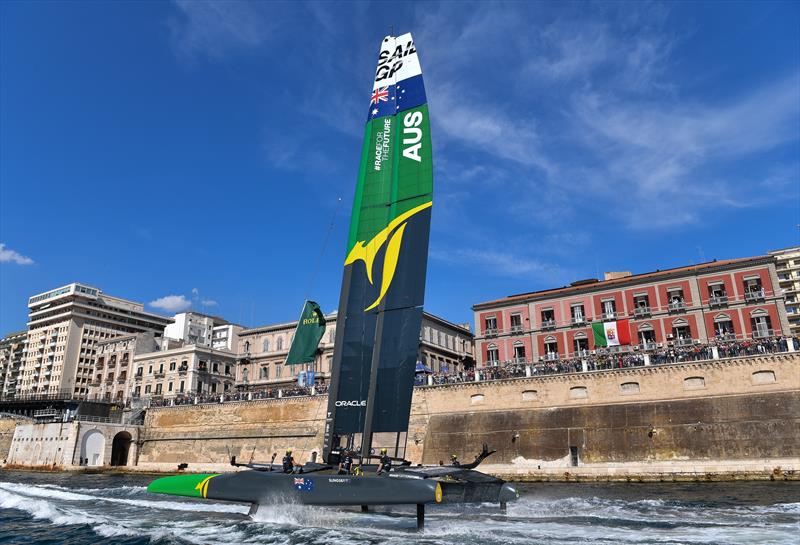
303, 196, 344, 301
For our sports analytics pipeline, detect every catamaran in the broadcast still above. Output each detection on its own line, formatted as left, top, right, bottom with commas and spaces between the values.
147, 32, 518, 529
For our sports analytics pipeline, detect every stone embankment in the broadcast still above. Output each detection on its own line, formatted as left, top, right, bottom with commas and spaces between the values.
126, 353, 800, 481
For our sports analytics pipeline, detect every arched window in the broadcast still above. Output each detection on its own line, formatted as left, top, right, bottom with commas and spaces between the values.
276, 337, 284, 351
637, 322, 653, 331
486, 343, 499, 364
260, 366, 269, 379
262, 338, 270, 353
242, 368, 249, 382
244, 341, 250, 353
512, 341, 526, 362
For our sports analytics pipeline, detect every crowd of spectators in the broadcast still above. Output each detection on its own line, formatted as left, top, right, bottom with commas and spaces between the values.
144, 337, 797, 406
422, 337, 798, 386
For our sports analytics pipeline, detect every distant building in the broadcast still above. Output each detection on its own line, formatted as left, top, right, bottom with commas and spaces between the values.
19, 283, 172, 398
88, 332, 159, 402
235, 311, 474, 391
163, 312, 243, 351
472, 257, 790, 367
768, 246, 800, 337
0, 331, 27, 399
131, 344, 236, 399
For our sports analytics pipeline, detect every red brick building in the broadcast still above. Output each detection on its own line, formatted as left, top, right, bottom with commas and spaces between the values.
472, 257, 790, 367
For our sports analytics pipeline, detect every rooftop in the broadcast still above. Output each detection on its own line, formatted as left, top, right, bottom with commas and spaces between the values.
473, 256, 772, 310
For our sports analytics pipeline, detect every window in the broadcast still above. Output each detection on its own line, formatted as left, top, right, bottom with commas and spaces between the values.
544, 337, 558, 359
510, 314, 523, 333
263, 339, 270, 352
638, 324, 656, 347
667, 288, 686, 311
570, 304, 585, 323
633, 294, 650, 316
713, 314, 735, 340
276, 337, 284, 351
573, 335, 589, 355
144, 385, 151, 394
486, 344, 499, 364
744, 278, 765, 301
242, 368, 249, 383
329, 329, 336, 343
602, 300, 616, 318
750, 311, 773, 338
484, 316, 497, 334
179, 380, 185, 393
260, 366, 269, 379
212, 362, 219, 373
148, 365, 153, 374
275, 364, 283, 378
168, 382, 173, 392
672, 320, 692, 345
708, 282, 728, 306
541, 309, 555, 329
244, 341, 250, 353
169, 362, 176, 371
512, 342, 526, 362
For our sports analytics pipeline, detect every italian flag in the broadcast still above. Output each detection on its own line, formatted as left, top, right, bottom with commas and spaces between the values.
592, 320, 631, 347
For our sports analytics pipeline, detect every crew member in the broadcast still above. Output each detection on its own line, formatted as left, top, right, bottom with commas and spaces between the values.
282, 448, 299, 473
338, 451, 354, 475
377, 447, 392, 475
451, 454, 461, 467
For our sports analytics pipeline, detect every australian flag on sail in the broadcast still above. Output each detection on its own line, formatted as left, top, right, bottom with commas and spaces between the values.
293, 477, 314, 492
396, 74, 427, 114
367, 85, 395, 120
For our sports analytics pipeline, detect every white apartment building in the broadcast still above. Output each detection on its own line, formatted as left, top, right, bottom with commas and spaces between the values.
19, 283, 172, 398
0, 331, 27, 399
769, 246, 800, 336
164, 312, 242, 351
89, 332, 159, 402
131, 344, 236, 399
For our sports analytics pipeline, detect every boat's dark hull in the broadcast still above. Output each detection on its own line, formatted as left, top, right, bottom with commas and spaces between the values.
147, 468, 517, 507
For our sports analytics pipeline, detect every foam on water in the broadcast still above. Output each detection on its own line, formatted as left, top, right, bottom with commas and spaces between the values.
1, 476, 798, 545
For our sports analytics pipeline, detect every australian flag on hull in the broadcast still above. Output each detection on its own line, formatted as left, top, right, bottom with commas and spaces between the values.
325, 33, 433, 462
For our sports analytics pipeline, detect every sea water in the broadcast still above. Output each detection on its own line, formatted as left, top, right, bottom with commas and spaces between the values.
0, 471, 797, 544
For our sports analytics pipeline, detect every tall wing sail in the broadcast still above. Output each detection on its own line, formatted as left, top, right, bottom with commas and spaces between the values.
324, 33, 432, 460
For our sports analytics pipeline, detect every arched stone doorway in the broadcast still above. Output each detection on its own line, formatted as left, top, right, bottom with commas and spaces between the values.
81, 429, 105, 466
111, 431, 132, 466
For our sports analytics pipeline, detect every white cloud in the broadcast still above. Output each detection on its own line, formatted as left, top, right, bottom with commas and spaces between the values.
201, 299, 218, 307
149, 295, 192, 313
169, 0, 277, 60
0, 243, 34, 265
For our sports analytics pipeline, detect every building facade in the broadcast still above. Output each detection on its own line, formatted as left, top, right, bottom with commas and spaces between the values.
235, 311, 474, 391
472, 257, 790, 367
163, 312, 242, 351
88, 332, 159, 402
0, 331, 27, 399
769, 246, 800, 337
131, 344, 237, 400
19, 283, 172, 398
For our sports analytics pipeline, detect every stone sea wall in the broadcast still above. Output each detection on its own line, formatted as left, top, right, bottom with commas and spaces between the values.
131, 353, 800, 479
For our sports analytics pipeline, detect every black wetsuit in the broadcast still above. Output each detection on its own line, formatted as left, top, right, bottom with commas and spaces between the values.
378, 454, 392, 474
452, 459, 461, 467
339, 455, 353, 475
282, 455, 294, 473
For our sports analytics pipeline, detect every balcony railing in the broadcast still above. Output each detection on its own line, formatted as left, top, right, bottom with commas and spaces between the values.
117, 377, 127, 384
541, 319, 556, 331
675, 338, 695, 347
745, 290, 766, 303
178, 367, 188, 375
573, 349, 590, 357
639, 342, 657, 351
715, 333, 736, 342
542, 353, 559, 362
571, 316, 585, 326
668, 301, 686, 313
510, 325, 524, 334
709, 295, 728, 308
602, 311, 618, 320
484, 328, 498, 337
134, 374, 142, 381
752, 329, 774, 339
154, 371, 165, 378
633, 306, 651, 318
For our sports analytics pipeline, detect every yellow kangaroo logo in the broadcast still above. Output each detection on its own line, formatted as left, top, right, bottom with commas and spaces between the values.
345, 201, 432, 311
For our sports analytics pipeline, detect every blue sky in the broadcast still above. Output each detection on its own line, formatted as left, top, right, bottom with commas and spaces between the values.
1, 1, 798, 333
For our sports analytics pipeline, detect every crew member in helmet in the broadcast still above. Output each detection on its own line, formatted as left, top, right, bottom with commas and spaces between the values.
377, 447, 392, 475
451, 454, 461, 467
282, 448, 299, 473
338, 450, 354, 475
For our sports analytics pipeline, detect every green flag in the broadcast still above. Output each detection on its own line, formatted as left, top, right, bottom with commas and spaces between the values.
591, 322, 608, 348
285, 301, 326, 366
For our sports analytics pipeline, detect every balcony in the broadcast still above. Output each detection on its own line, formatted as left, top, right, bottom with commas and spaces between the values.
542, 353, 559, 362
574, 349, 590, 357
633, 307, 651, 318
602, 311, 618, 320
484, 328, 498, 338
639, 342, 657, 351
745, 290, 766, 303
108, 361, 117, 369
117, 377, 127, 384
709, 295, 729, 308
134, 374, 142, 382
178, 366, 188, 375
571, 316, 585, 326
90, 380, 101, 387
541, 319, 556, 331
675, 338, 695, 347
752, 329, 774, 339
668, 301, 687, 313
715, 333, 736, 342
510, 325, 524, 335
104, 378, 115, 385
154, 371, 165, 379
511, 357, 528, 365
